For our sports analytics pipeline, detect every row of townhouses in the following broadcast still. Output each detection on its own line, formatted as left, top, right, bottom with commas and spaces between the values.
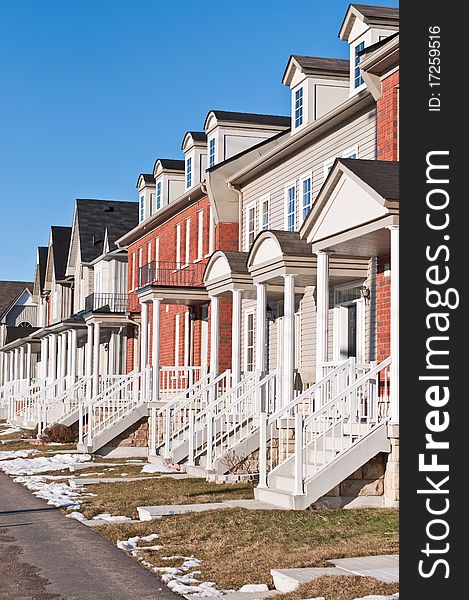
0, 4, 399, 510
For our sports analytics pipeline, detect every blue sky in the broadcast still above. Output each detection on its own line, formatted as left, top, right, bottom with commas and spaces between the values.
0, 0, 398, 281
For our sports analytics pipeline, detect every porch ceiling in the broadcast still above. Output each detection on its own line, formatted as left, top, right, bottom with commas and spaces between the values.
137, 285, 209, 306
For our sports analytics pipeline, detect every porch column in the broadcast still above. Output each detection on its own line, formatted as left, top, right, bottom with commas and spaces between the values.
9, 351, 14, 382
41, 338, 48, 381
92, 322, 101, 397
59, 333, 66, 392
19, 346, 25, 380
13, 348, 19, 381
389, 225, 399, 424
66, 331, 72, 387
26, 343, 32, 382
255, 283, 266, 375
70, 329, 77, 386
209, 295, 220, 376
85, 324, 93, 400
150, 297, 162, 455
231, 289, 242, 384
283, 275, 296, 407
140, 301, 149, 370
49, 334, 57, 382
315, 250, 330, 382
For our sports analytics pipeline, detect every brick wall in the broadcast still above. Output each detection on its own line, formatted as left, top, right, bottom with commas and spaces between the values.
377, 70, 399, 161
376, 255, 391, 360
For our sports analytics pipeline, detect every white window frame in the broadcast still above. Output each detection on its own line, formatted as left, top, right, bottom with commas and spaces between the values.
196, 210, 204, 261
184, 218, 191, 266
137, 248, 143, 289
176, 223, 181, 267
244, 310, 255, 372
154, 237, 160, 281
284, 182, 296, 232
299, 172, 312, 223
342, 145, 359, 159
147, 240, 152, 264
208, 137, 216, 168
130, 252, 136, 292
259, 194, 270, 231
246, 201, 257, 250
332, 279, 366, 364
323, 160, 334, 179
294, 86, 304, 129
156, 181, 162, 210
186, 156, 192, 189
353, 40, 366, 91
139, 195, 145, 222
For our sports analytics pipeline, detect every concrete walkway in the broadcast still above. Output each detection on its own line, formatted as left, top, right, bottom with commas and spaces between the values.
0, 472, 178, 600
138, 499, 277, 520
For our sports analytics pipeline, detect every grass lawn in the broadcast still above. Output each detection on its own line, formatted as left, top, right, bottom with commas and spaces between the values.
80, 477, 255, 519
275, 575, 398, 600
96, 507, 398, 591
40, 463, 162, 479
0, 439, 78, 453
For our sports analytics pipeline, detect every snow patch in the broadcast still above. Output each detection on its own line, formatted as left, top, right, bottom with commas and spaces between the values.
140, 463, 178, 474
238, 584, 269, 593
14, 476, 84, 509
0, 453, 91, 475
0, 426, 22, 436
0, 449, 37, 461
353, 596, 399, 600
92, 513, 133, 523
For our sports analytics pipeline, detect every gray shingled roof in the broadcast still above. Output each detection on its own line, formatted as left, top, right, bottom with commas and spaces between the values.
209, 111, 290, 128
76, 199, 138, 264
221, 252, 250, 275
0, 281, 33, 319
339, 159, 399, 201
158, 159, 185, 171
359, 31, 399, 56
351, 4, 399, 21
50, 226, 72, 281
37, 247, 48, 293
291, 56, 350, 73
140, 173, 156, 184
187, 132, 207, 142
258, 231, 313, 257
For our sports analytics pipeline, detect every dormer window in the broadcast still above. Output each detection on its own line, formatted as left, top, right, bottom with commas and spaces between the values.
354, 41, 365, 88
209, 138, 216, 168
156, 181, 162, 210
294, 87, 304, 128
139, 196, 145, 222
186, 157, 192, 188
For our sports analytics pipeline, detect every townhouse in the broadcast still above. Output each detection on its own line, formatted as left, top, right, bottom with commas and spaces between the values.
1, 3, 400, 511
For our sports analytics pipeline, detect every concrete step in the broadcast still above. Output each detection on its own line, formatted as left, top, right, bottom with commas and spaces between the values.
184, 464, 207, 478
271, 567, 351, 592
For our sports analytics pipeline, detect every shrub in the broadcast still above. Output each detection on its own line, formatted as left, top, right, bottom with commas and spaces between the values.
39, 423, 77, 444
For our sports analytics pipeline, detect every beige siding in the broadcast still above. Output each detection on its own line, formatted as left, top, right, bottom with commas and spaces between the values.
241, 107, 376, 243
299, 286, 316, 386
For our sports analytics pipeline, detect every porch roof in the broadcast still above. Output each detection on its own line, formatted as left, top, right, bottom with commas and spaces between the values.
136, 285, 209, 306
203, 251, 255, 297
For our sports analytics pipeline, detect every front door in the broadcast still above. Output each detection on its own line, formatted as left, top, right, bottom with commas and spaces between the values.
333, 282, 365, 363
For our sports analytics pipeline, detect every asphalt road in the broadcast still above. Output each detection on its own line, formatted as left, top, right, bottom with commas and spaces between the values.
0, 472, 178, 600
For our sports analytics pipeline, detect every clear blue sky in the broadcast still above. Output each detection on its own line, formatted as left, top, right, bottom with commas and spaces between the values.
0, 0, 398, 281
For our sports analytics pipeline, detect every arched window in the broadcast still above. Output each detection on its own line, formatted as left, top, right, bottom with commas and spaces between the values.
18, 321, 32, 328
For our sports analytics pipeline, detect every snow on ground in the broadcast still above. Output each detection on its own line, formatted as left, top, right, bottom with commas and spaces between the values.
92, 513, 133, 523
238, 584, 269, 593
0, 449, 37, 461
0, 426, 22, 436
140, 463, 179, 474
0, 453, 91, 475
14, 476, 84, 509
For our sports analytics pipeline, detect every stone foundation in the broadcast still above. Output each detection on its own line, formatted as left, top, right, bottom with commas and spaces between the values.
384, 435, 399, 507
96, 416, 149, 457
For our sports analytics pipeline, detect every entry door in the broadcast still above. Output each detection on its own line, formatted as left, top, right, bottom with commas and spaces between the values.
200, 306, 209, 372
333, 291, 365, 363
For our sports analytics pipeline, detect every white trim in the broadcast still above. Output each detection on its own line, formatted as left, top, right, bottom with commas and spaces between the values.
284, 181, 297, 232
332, 279, 366, 363
258, 194, 270, 231
176, 223, 181, 267
174, 313, 180, 367
185, 218, 191, 265
197, 209, 204, 260
208, 206, 215, 254
245, 201, 257, 251
147, 240, 152, 263
244, 309, 255, 372
299, 171, 313, 224
323, 160, 334, 179
342, 144, 359, 159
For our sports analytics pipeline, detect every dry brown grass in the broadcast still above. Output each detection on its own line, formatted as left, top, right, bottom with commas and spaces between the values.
80, 477, 255, 519
41, 463, 158, 479
0, 440, 78, 453
96, 507, 398, 589
275, 575, 398, 600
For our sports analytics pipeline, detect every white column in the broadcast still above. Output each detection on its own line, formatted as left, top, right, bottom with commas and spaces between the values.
86, 324, 93, 400
255, 283, 266, 375
66, 331, 72, 387
3, 353, 9, 383
389, 225, 399, 424
19, 346, 25, 380
184, 310, 190, 366
41, 338, 48, 381
283, 275, 296, 407
231, 289, 242, 384
8, 351, 14, 382
49, 334, 57, 382
13, 348, 19, 381
152, 298, 162, 403
140, 301, 149, 370
209, 295, 220, 376
315, 251, 330, 382
26, 343, 32, 382
92, 322, 101, 397
59, 333, 66, 392
70, 329, 77, 386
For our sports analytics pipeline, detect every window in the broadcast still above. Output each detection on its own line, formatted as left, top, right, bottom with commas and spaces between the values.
246, 203, 256, 249
209, 138, 216, 168
176, 224, 181, 266
197, 210, 204, 259
156, 181, 162, 210
259, 196, 269, 231
147, 240, 152, 263
186, 157, 192, 188
343, 146, 358, 159
154, 238, 160, 281
285, 184, 296, 232
301, 176, 312, 221
294, 87, 303, 128
245, 312, 255, 371
185, 218, 190, 265
138, 248, 143, 287
139, 195, 145, 222
354, 41, 365, 88
149, 193, 155, 215
131, 253, 136, 291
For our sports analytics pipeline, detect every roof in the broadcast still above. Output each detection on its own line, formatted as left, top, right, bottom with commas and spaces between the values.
339, 158, 399, 200
220, 251, 250, 275
0, 281, 33, 319
156, 159, 185, 171
205, 110, 290, 130
37, 247, 48, 293
139, 173, 156, 184
187, 131, 207, 142
339, 4, 399, 40
50, 226, 72, 280
263, 230, 313, 257
76, 199, 139, 263
5, 326, 38, 344
359, 31, 399, 56
350, 4, 399, 20
283, 55, 350, 85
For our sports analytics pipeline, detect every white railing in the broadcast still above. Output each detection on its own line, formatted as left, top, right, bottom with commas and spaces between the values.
191, 370, 280, 471
79, 367, 150, 446
159, 366, 203, 399
157, 369, 232, 460
43, 375, 93, 427
259, 357, 391, 493
11, 377, 66, 425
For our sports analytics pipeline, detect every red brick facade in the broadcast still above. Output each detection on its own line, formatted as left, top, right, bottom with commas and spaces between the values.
376, 256, 391, 360
377, 70, 399, 161
127, 195, 237, 374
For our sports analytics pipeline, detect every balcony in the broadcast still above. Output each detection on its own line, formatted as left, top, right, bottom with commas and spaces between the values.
85, 293, 128, 313
138, 261, 207, 289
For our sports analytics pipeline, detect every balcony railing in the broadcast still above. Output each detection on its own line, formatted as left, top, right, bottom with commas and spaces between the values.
85, 293, 128, 313
138, 261, 206, 289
